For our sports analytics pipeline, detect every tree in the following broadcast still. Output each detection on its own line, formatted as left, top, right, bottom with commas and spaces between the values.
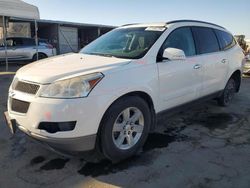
235, 35, 247, 52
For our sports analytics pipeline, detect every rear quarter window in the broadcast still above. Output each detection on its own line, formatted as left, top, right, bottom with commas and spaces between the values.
214, 29, 236, 50
192, 27, 220, 54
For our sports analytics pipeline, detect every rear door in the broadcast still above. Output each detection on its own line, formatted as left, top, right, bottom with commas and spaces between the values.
214, 29, 237, 88
157, 27, 202, 110
21, 38, 36, 59
10, 38, 26, 59
192, 27, 228, 96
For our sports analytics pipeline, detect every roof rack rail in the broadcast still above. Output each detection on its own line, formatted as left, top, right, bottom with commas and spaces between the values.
121, 22, 167, 27
122, 23, 140, 27
166, 20, 225, 29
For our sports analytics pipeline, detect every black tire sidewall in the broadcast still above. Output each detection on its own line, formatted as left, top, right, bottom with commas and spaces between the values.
224, 79, 236, 104
100, 96, 151, 162
32, 53, 47, 61
219, 78, 236, 106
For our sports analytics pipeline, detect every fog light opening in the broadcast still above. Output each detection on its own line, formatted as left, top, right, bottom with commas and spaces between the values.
38, 121, 76, 133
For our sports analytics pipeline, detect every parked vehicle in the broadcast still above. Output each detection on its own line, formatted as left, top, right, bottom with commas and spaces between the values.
0, 37, 56, 62
243, 54, 250, 75
4, 20, 244, 162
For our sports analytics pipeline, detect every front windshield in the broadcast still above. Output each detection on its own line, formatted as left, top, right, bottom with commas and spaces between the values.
80, 27, 165, 59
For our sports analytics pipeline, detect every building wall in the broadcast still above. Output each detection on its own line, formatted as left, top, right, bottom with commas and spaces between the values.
79, 28, 99, 48
36, 24, 59, 53
0, 22, 31, 41
58, 26, 78, 54
1, 18, 114, 55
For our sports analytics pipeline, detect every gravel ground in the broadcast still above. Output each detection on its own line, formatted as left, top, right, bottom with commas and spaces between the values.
0, 64, 250, 188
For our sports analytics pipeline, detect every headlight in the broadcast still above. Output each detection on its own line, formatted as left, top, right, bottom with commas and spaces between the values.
40, 72, 104, 98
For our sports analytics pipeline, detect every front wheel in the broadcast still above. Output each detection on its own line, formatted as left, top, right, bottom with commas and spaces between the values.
99, 96, 151, 162
217, 78, 236, 107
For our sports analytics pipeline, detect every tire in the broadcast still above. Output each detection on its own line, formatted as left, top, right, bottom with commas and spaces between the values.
217, 78, 236, 107
99, 96, 151, 162
32, 53, 47, 61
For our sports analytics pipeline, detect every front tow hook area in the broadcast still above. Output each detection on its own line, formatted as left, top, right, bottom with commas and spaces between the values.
4, 111, 17, 135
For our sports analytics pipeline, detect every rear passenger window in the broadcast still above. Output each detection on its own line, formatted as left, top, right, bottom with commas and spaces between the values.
214, 30, 236, 50
192, 27, 220, 54
161, 27, 196, 57
13, 38, 23, 46
23, 38, 35, 46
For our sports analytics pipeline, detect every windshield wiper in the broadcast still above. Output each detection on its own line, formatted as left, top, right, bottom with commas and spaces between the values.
84, 52, 133, 59
86, 52, 115, 58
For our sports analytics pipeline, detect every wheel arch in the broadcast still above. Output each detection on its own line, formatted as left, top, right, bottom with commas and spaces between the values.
120, 91, 156, 132
32, 52, 48, 60
97, 91, 156, 139
229, 70, 241, 92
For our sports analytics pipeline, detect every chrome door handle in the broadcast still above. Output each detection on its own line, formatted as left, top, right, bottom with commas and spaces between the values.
221, 59, 227, 64
193, 64, 201, 69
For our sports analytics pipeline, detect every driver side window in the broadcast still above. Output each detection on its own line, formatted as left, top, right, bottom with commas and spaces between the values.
160, 27, 196, 58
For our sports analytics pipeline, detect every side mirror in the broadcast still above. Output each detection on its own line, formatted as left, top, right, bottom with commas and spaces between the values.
162, 47, 186, 61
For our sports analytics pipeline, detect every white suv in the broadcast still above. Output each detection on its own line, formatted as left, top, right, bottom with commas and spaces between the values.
4, 20, 244, 162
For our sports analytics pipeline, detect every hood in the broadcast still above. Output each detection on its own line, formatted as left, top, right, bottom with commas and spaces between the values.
16, 53, 131, 84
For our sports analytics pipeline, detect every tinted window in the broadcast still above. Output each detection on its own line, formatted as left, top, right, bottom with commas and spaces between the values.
215, 29, 236, 50
12, 38, 23, 46
6, 39, 14, 47
23, 38, 35, 46
192, 27, 220, 54
161, 27, 196, 57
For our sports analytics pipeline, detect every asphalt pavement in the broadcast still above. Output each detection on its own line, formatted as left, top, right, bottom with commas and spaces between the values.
0, 63, 250, 188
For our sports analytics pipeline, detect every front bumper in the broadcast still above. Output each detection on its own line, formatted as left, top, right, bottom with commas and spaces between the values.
7, 84, 109, 138
22, 126, 97, 155
4, 111, 96, 155
5, 78, 114, 154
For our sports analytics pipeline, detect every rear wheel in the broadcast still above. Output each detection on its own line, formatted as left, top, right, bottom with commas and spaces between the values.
32, 53, 47, 61
217, 78, 236, 107
100, 96, 151, 162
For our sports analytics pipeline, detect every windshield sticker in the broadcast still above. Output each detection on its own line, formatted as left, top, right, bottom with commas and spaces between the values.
145, 27, 166, 31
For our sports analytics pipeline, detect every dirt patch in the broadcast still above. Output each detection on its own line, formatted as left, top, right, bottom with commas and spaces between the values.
78, 154, 153, 177
185, 113, 242, 130
40, 158, 69, 170
78, 130, 188, 177
78, 160, 127, 177
143, 131, 186, 151
30, 156, 46, 166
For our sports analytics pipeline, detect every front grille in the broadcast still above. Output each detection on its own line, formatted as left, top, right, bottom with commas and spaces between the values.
14, 81, 40, 95
11, 98, 30, 113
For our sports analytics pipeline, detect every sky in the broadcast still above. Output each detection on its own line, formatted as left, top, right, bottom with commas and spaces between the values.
24, 0, 250, 39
